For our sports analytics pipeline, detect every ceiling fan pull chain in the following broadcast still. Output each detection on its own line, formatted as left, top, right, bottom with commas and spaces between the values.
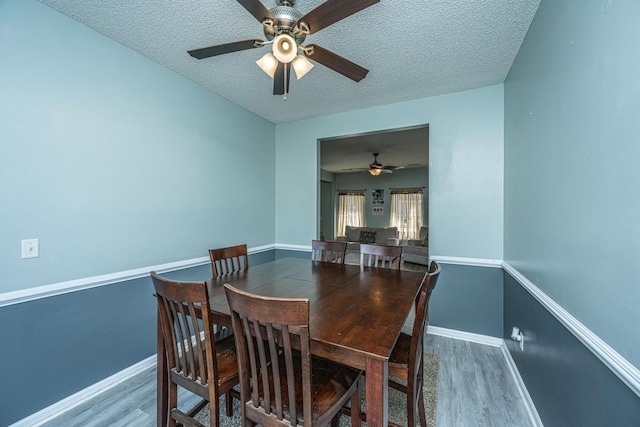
283, 64, 288, 101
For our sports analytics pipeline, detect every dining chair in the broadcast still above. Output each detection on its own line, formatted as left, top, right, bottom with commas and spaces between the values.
311, 239, 347, 264
360, 243, 403, 270
388, 261, 441, 427
151, 272, 239, 427
209, 243, 249, 276
224, 283, 363, 427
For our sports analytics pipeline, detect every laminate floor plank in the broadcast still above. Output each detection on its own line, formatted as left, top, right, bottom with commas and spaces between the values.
41, 334, 535, 427
426, 334, 533, 427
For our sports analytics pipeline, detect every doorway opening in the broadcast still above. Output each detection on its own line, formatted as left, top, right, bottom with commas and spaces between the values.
318, 124, 429, 242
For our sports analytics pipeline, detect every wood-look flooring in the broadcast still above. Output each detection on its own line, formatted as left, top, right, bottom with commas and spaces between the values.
41, 333, 535, 427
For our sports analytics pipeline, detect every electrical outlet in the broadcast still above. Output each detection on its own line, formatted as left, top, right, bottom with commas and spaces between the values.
21, 239, 39, 259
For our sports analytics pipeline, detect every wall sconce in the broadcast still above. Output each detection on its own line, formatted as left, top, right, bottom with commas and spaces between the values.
511, 326, 524, 351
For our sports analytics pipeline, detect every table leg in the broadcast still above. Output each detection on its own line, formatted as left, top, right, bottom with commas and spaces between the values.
365, 357, 389, 427
157, 309, 168, 427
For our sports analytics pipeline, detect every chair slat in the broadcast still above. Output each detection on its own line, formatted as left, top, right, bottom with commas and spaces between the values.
209, 244, 249, 276
311, 240, 347, 264
360, 243, 403, 270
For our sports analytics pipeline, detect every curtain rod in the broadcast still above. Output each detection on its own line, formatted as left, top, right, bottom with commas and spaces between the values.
390, 187, 425, 194
337, 189, 366, 193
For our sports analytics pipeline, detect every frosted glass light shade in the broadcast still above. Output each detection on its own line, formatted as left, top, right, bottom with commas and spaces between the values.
369, 168, 383, 176
256, 52, 278, 78
272, 33, 297, 63
292, 55, 314, 79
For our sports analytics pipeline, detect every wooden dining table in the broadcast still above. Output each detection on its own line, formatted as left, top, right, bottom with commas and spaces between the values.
156, 257, 426, 427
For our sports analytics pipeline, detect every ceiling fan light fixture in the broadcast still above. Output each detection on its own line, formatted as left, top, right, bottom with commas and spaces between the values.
256, 52, 279, 78
292, 55, 314, 79
272, 33, 297, 63
369, 167, 383, 176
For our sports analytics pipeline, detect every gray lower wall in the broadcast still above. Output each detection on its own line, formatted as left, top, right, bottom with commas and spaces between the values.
0, 250, 276, 426
429, 263, 503, 337
0, 275, 157, 425
504, 272, 640, 426
4, 254, 638, 425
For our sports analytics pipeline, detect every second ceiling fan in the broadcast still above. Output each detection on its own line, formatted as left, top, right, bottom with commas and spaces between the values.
187, 0, 379, 98
368, 152, 404, 175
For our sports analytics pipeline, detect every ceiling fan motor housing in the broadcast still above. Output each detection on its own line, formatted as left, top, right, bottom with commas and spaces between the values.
265, 3, 306, 44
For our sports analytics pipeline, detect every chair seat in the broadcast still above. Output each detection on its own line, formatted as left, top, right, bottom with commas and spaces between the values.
212, 335, 240, 385
388, 332, 412, 379
174, 334, 239, 389
255, 352, 361, 425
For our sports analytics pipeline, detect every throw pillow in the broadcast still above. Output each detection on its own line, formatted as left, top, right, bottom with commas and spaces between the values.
359, 230, 377, 244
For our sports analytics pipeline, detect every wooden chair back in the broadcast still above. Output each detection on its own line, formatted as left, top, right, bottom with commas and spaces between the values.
225, 284, 313, 426
409, 261, 441, 383
224, 284, 361, 427
360, 243, 403, 270
209, 243, 249, 276
311, 240, 347, 264
151, 272, 238, 426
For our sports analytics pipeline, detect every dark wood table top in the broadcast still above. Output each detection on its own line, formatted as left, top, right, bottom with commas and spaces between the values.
206, 257, 426, 368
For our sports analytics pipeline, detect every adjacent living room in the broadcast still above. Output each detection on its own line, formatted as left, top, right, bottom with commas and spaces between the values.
319, 125, 429, 269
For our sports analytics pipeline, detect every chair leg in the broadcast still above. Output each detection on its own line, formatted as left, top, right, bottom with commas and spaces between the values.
209, 390, 219, 427
225, 390, 233, 416
406, 386, 416, 427
350, 380, 362, 426
418, 390, 428, 427
168, 382, 178, 427
330, 412, 342, 426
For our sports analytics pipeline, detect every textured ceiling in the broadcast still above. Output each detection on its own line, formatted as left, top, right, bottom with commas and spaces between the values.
38, 0, 540, 125
320, 125, 429, 173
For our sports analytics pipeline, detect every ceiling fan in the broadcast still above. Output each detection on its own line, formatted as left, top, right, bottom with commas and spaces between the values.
187, 0, 379, 98
368, 152, 404, 175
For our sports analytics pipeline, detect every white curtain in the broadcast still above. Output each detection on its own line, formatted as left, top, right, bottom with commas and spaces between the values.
389, 190, 423, 240
337, 192, 365, 236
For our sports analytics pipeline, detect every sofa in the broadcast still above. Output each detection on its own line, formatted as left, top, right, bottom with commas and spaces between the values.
403, 226, 429, 265
337, 225, 400, 252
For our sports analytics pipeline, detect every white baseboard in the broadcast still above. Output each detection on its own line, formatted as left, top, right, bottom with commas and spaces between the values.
427, 325, 503, 347
11, 355, 156, 427
501, 342, 544, 427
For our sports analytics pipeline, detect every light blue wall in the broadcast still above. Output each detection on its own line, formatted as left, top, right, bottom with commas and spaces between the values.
504, 0, 640, 368
334, 168, 429, 231
0, 0, 276, 293
276, 86, 504, 260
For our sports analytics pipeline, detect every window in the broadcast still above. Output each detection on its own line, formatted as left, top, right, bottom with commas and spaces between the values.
389, 188, 423, 240
337, 190, 365, 236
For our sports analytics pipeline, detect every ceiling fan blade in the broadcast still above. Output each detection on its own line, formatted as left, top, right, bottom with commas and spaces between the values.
304, 44, 369, 82
273, 62, 291, 96
297, 0, 379, 34
384, 166, 405, 171
188, 39, 263, 59
236, 0, 276, 24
